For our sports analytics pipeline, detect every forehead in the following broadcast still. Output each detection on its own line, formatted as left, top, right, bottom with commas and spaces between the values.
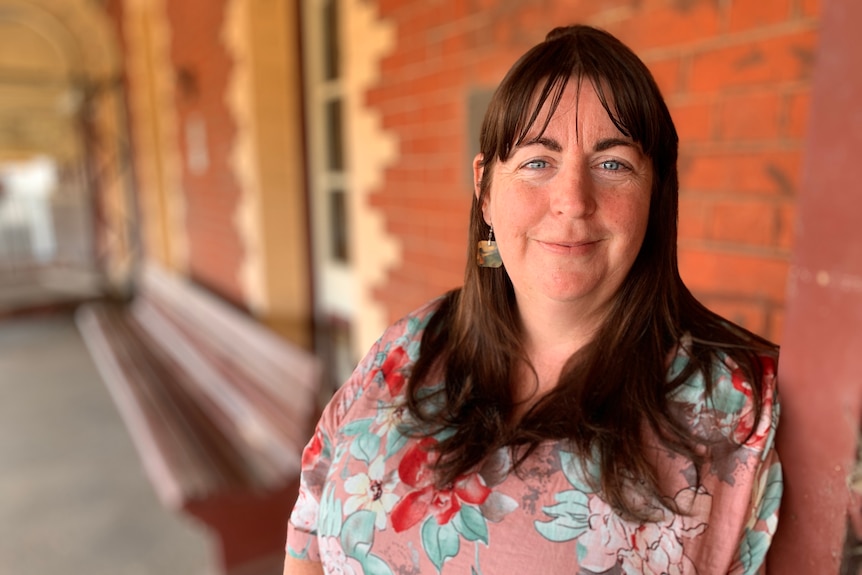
519, 77, 625, 141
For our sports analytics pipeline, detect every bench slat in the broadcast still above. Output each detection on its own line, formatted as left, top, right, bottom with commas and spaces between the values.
133, 297, 300, 486
75, 263, 322, 574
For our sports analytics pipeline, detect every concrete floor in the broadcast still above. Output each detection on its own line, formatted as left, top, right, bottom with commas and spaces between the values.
0, 311, 213, 575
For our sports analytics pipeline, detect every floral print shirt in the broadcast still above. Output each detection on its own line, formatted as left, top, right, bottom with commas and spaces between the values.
286, 300, 782, 575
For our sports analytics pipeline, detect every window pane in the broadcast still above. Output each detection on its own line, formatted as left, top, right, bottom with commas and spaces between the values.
325, 98, 344, 171
323, 0, 339, 80
329, 189, 348, 263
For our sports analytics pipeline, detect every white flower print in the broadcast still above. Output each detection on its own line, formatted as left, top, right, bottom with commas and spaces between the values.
375, 403, 408, 436
578, 488, 709, 575
343, 455, 400, 530
319, 536, 362, 575
291, 489, 318, 531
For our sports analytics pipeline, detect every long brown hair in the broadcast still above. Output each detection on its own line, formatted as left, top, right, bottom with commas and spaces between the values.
404, 25, 777, 518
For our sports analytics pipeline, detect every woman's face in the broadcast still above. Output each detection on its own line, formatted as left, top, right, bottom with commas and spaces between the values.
474, 79, 652, 317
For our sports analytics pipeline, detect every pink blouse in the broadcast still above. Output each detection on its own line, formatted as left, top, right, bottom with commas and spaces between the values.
287, 301, 781, 575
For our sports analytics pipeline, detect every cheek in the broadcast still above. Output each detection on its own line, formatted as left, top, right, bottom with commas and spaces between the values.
614, 196, 650, 239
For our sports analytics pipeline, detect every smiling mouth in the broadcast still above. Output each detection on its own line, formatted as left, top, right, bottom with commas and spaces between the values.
533, 238, 602, 256
539, 239, 598, 249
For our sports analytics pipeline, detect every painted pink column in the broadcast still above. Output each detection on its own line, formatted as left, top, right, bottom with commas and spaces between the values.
768, 0, 862, 572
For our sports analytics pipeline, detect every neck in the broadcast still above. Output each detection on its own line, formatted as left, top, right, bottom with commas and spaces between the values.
519, 295, 605, 354
512, 295, 606, 408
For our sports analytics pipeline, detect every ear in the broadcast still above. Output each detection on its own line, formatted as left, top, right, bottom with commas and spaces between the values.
472, 153, 491, 224
472, 153, 484, 200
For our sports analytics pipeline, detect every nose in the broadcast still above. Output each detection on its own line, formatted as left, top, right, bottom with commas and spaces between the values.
549, 162, 597, 218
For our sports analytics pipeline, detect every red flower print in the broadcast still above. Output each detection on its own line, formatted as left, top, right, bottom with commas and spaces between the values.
301, 429, 324, 470
373, 345, 409, 396
391, 437, 491, 532
760, 355, 776, 380
731, 355, 777, 446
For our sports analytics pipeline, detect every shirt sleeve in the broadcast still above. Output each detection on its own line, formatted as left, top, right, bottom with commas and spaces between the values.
284, 300, 439, 562
692, 354, 782, 575
727, 355, 782, 575
285, 336, 383, 561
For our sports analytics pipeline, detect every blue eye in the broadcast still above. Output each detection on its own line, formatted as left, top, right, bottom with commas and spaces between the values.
524, 159, 549, 169
599, 160, 631, 172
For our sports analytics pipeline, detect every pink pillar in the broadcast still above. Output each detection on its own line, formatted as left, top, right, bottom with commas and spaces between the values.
768, 0, 862, 572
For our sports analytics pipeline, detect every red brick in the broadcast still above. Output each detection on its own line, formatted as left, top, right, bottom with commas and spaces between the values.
647, 57, 683, 98
728, 0, 794, 32
368, 0, 817, 336
784, 89, 811, 138
401, 67, 470, 99
678, 248, 790, 303
678, 148, 802, 195
800, 0, 821, 18
678, 194, 708, 241
689, 30, 818, 94
164, 0, 244, 304
381, 43, 429, 75
436, 0, 470, 20
437, 29, 469, 58
551, 0, 634, 24
400, 194, 470, 217
768, 308, 784, 344
709, 198, 777, 247
670, 99, 713, 143
701, 298, 769, 336
717, 90, 783, 141
401, 132, 461, 155
776, 201, 798, 251
608, 2, 722, 50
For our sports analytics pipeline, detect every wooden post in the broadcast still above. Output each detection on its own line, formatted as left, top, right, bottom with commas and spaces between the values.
768, 0, 862, 572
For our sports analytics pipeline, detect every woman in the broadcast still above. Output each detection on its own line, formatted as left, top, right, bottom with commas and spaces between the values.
285, 25, 780, 575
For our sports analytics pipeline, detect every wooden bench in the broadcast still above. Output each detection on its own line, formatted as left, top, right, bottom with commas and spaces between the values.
75, 263, 322, 575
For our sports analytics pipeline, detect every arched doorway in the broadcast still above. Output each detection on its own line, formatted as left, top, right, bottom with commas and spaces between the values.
0, 0, 134, 315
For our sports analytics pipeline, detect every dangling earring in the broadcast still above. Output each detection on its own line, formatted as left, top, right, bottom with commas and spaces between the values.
477, 225, 503, 268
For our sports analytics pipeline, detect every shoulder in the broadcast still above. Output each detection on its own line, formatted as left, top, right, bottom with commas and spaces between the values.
326, 297, 445, 421
667, 337, 779, 451
368, 296, 444, 373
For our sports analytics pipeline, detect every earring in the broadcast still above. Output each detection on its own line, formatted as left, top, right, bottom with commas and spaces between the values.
476, 226, 503, 268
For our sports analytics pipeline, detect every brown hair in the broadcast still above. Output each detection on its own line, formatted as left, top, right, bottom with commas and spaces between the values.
404, 25, 776, 518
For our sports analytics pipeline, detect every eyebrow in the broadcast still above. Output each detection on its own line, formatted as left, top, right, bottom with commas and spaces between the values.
519, 136, 562, 152
594, 137, 639, 153
517, 136, 639, 154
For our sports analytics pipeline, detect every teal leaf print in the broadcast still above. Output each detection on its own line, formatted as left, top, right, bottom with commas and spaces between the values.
342, 418, 373, 436
534, 489, 590, 542
421, 517, 461, 572
559, 450, 596, 492
333, 441, 349, 465
576, 541, 587, 563
350, 431, 381, 463
406, 316, 421, 335
761, 405, 780, 460
358, 552, 395, 575
739, 528, 770, 575
318, 483, 344, 537
452, 505, 489, 544
342, 510, 376, 558
385, 427, 409, 459
407, 338, 421, 359
756, 463, 783, 522
710, 383, 747, 416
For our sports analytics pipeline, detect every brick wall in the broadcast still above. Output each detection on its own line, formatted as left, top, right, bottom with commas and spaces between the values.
369, 0, 819, 344
165, 0, 245, 305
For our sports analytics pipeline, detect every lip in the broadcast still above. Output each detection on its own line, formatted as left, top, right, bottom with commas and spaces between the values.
535, 238, 600, 254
